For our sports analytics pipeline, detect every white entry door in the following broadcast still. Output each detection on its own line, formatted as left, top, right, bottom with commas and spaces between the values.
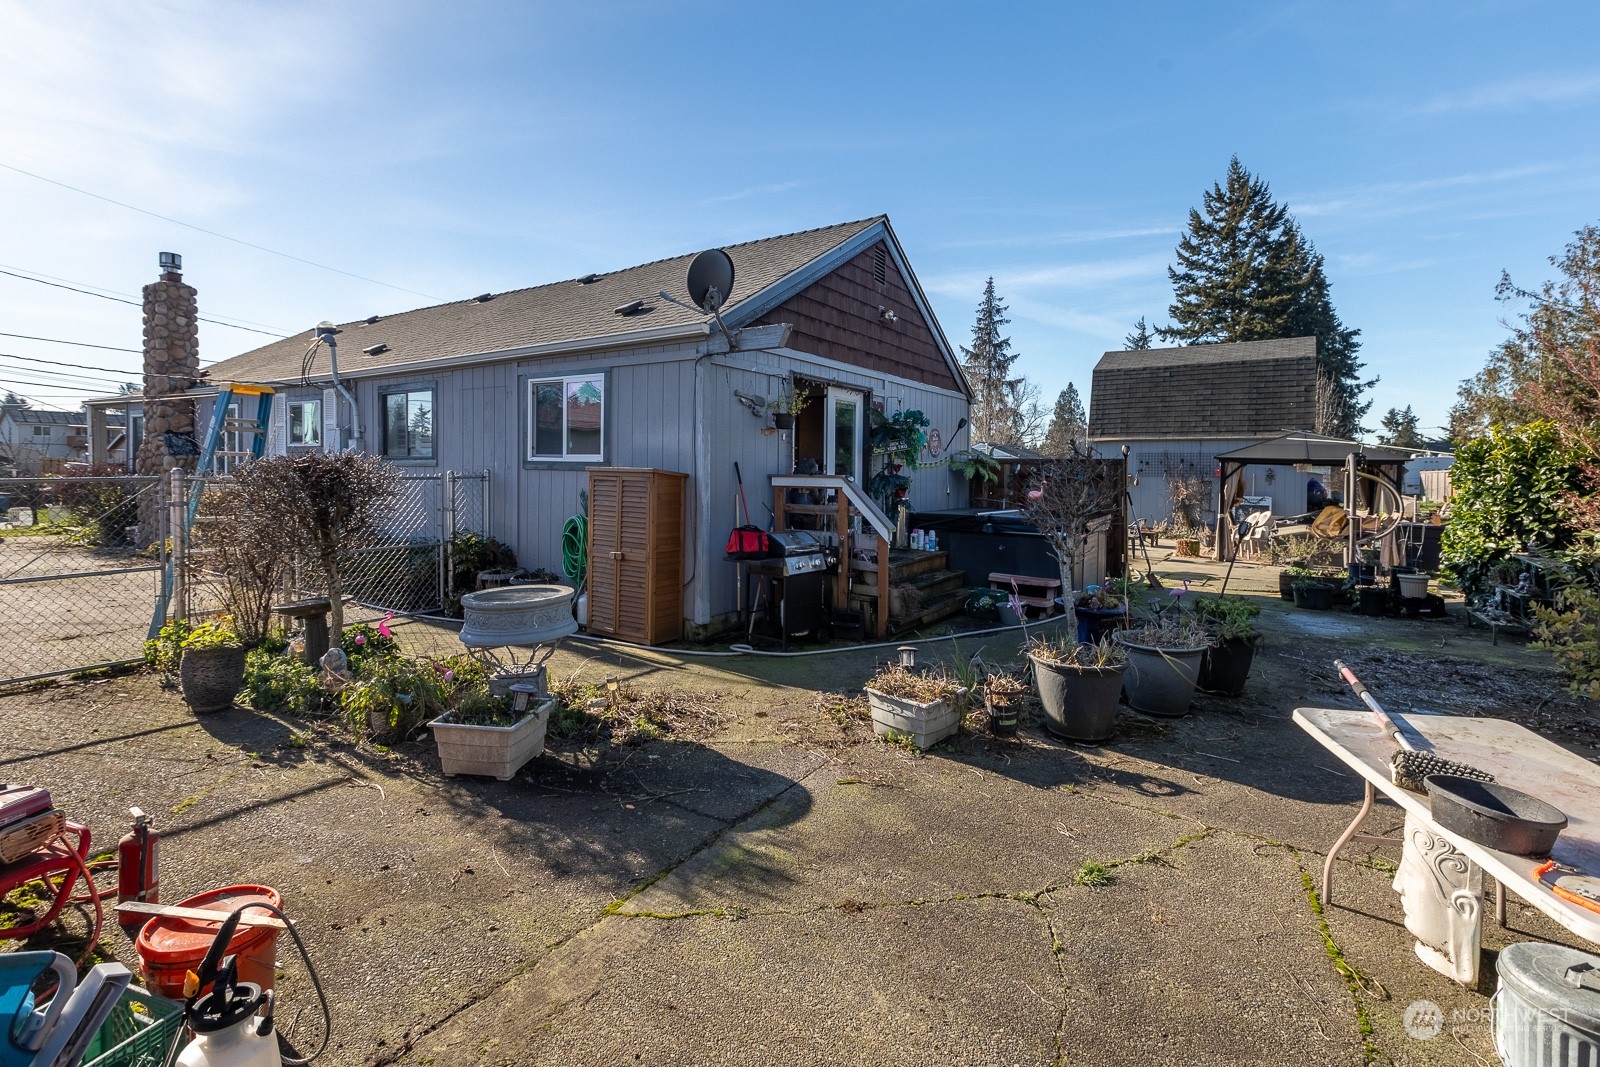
824, 387, 864, 483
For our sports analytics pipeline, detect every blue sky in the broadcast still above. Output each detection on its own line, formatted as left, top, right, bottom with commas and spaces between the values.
2, 1, 1597, 439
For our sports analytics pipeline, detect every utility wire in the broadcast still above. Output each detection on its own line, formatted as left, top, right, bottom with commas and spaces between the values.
0, 350, 146, 378
0, 331, 140, 353
0, 160, 438, 300
0, 260, 288, 332
0, 366, 127, 390
0, 267, 291, 339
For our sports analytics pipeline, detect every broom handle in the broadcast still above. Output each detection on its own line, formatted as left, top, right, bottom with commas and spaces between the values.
1333, 659, 1417, 752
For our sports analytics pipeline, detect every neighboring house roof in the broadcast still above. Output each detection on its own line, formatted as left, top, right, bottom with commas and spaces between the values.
1089, 336, 1318, 440
972, 442, 1048, 462
2, 407, 85, 426
197, 217, 967, 395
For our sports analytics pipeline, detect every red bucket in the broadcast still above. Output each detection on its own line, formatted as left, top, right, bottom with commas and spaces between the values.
135, 884, 283, 999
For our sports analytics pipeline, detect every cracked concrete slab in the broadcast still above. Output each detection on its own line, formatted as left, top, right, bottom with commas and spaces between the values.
1047, 831, 1368, 1066
411, 898, 1063, 1067
620, 745, 1198, 918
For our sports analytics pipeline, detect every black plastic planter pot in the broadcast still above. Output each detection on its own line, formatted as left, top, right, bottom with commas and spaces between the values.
1198, 635, 1259, 697
1278, 570, 1297, 601
1293, 584, 1335, 610
1354, 587, 1389, 616
1030, 656, 1123, 742
1075, 605, 1127, 644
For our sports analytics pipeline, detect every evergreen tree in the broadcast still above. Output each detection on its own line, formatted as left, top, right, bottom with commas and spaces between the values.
1124, 317, 1154, 350
1042, 384, 1087, 455
2, 391, 30, 408
1160, 157, 1372, 436
960, 278, 1022, 443
1378, 405, 1424, 448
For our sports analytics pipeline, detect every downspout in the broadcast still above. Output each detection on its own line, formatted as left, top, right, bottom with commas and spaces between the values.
316, 321, 364, 450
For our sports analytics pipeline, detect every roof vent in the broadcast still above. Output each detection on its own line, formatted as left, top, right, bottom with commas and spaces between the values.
474, 292, 494, 303
577, 273, 601, 284
364, 315, 381, 325
613, 299, 650, 316
363, 343, 389, 357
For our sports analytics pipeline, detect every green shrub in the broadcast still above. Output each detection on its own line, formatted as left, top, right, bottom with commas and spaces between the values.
340, 623, 399, 663
340, 656, 444, 739
143, 619, 194, 673
243, 649, 329, 716
1441, 421, 1582, 596
1533, 584, 1600, 698
450, 691, 518, 727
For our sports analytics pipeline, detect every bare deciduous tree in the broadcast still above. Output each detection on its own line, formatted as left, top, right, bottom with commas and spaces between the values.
1022, 441, 1124, 594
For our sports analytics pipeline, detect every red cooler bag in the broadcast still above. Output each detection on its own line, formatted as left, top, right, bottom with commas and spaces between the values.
725, 526, 774, 560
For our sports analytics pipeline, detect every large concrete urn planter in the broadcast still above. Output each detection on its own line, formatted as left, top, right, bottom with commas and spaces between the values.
458, 585, 578, 648
430, 697, 554, 780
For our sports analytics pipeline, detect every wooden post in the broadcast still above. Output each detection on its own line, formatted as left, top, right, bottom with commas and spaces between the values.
772, 486, 786, 531
876, 533, 890, 639
836, 492, 851, 614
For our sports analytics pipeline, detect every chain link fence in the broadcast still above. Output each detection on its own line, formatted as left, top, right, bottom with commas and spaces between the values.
0, 474, 169, 685
0, 468, 492, 688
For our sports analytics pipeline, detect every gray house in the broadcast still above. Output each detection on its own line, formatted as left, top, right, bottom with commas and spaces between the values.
96, 217, 972, 637
1088, 336, 1322, 528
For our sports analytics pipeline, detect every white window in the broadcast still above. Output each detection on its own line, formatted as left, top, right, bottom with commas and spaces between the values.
288, 400, 322, 447
527, 375, 605, 462
31, 425, 50, 437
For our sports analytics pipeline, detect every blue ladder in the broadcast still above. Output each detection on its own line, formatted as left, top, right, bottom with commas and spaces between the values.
148, 383, 275, 637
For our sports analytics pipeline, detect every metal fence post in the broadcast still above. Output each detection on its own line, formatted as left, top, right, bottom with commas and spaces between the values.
443, 469, 457, 602
169, 469, 186, 623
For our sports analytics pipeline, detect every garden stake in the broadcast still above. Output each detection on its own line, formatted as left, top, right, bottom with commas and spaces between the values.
1333, 659, 1495, 792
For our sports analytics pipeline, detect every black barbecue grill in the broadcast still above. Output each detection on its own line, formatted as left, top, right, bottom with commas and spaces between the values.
736, 531, 833, 649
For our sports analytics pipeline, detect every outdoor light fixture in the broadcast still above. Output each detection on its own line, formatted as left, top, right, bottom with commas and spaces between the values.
159, 252, 182, 273
897, 646, 917, 669
878, 306, 899, 323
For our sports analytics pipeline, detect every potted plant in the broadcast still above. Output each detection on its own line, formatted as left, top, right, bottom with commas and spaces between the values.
1353, 584, 1390, 616
768, 384, 812, 430
1279, 563, 1314, 600
1073, 586, 1127, 643
1293, 576, 1335, 610
983, 671, 1028, 736
176, 616, 247, 714
1027, 634, 1126, 742
864, 662, 968, 750
341, 655, 445, 742
429, 684, 554, 780
867, 408, 930, 510
1194, 595, 1263, 697
1116, 615, 1214, 717
1396, 571, 1430, 600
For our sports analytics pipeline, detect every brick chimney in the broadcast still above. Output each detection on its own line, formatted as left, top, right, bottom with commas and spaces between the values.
136, 252, 201, 536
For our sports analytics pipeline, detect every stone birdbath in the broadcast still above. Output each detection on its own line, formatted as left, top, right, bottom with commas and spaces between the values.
457, 584, 579, 694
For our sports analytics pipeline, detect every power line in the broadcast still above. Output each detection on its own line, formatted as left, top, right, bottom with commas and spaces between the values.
0, 350, 143, 378
0, 267, 289, 340
0, 331, 140, 353
0, 261, 289, 332
0, 160, 438, 300
0, 362, 130, 390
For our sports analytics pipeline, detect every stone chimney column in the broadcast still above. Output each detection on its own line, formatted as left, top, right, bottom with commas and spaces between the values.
136, 252, 201, 539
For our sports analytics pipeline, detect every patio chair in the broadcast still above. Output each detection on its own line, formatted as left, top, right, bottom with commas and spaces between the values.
1238, 511, 1273, 560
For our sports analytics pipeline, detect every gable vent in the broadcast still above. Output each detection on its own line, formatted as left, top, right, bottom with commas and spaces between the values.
474, 292, 494, 303
872, 245, 887, 285
363, 343, 389, 357
577, 273, 601, 284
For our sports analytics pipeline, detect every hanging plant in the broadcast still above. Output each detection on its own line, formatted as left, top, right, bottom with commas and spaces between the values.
868, 409, 930, 510
948, 449, 1000, 486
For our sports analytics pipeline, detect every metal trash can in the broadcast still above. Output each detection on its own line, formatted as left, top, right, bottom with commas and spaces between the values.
1495, 941, 1600, 1066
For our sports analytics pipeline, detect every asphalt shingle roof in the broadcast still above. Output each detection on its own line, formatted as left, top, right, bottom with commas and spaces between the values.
1088, 336, 1319, 440
2, 408, 83, 425
201, 217, 886, 384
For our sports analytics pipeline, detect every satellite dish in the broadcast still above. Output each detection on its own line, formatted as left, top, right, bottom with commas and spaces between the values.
686, 249, 735, 313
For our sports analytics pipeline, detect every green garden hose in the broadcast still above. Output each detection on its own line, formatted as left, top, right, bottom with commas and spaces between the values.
561, 514, 587, 586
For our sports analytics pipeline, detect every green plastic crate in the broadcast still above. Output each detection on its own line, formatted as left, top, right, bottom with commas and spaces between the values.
78, 986, 184, 1067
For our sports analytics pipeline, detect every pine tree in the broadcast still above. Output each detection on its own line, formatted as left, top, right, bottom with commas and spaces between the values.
960, 278, 1023, 444
2, 391, 30, 408
1160, 157, 1371, 437
1124, 317, 1154, 350
1378, 405, 1424, 448
1042, 384, 1087, 455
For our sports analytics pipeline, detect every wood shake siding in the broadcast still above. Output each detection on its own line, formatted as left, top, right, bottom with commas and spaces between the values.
753, 242, 961, 392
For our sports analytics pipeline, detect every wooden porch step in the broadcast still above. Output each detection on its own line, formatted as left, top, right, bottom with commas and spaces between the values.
849, 549, 950, 582
884, 588, 972, 636
851, 568, 966, 603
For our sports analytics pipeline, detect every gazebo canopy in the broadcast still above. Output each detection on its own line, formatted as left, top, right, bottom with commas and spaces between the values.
1216, 431, 1417, 467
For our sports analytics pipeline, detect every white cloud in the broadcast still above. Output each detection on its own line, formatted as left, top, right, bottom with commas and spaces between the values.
1411, 72, 1600, 116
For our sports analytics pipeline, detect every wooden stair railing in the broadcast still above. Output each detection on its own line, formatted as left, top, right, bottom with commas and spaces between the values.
769, 474, 895, 639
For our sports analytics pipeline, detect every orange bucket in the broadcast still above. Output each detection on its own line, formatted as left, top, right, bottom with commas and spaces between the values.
135, 884, 283, 999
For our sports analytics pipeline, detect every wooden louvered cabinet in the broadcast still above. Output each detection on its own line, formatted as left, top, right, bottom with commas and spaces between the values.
585, 467, 687, 644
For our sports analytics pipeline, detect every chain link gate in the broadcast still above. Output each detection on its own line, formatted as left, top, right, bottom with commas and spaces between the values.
0, 474, 170, 686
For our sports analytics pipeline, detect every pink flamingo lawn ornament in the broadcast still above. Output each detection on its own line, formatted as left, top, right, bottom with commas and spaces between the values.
377, 612, 394, 639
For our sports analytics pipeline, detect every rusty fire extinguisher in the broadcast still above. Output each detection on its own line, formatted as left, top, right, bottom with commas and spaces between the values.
117, 807, 159, 930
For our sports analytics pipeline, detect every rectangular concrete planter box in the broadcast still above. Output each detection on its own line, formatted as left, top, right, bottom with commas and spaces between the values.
429, 698, 554, 780
865, 686, 967, 750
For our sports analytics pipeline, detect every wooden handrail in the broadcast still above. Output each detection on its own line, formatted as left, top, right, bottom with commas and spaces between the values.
769, 473, 893, 638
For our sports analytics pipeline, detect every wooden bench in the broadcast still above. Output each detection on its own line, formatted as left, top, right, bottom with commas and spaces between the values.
988, 572, 1061, 615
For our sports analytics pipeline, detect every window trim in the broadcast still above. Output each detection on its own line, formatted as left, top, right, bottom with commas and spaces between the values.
380, 385, 438, 463
525, 372, 607, 464
286, 399, 322, 448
